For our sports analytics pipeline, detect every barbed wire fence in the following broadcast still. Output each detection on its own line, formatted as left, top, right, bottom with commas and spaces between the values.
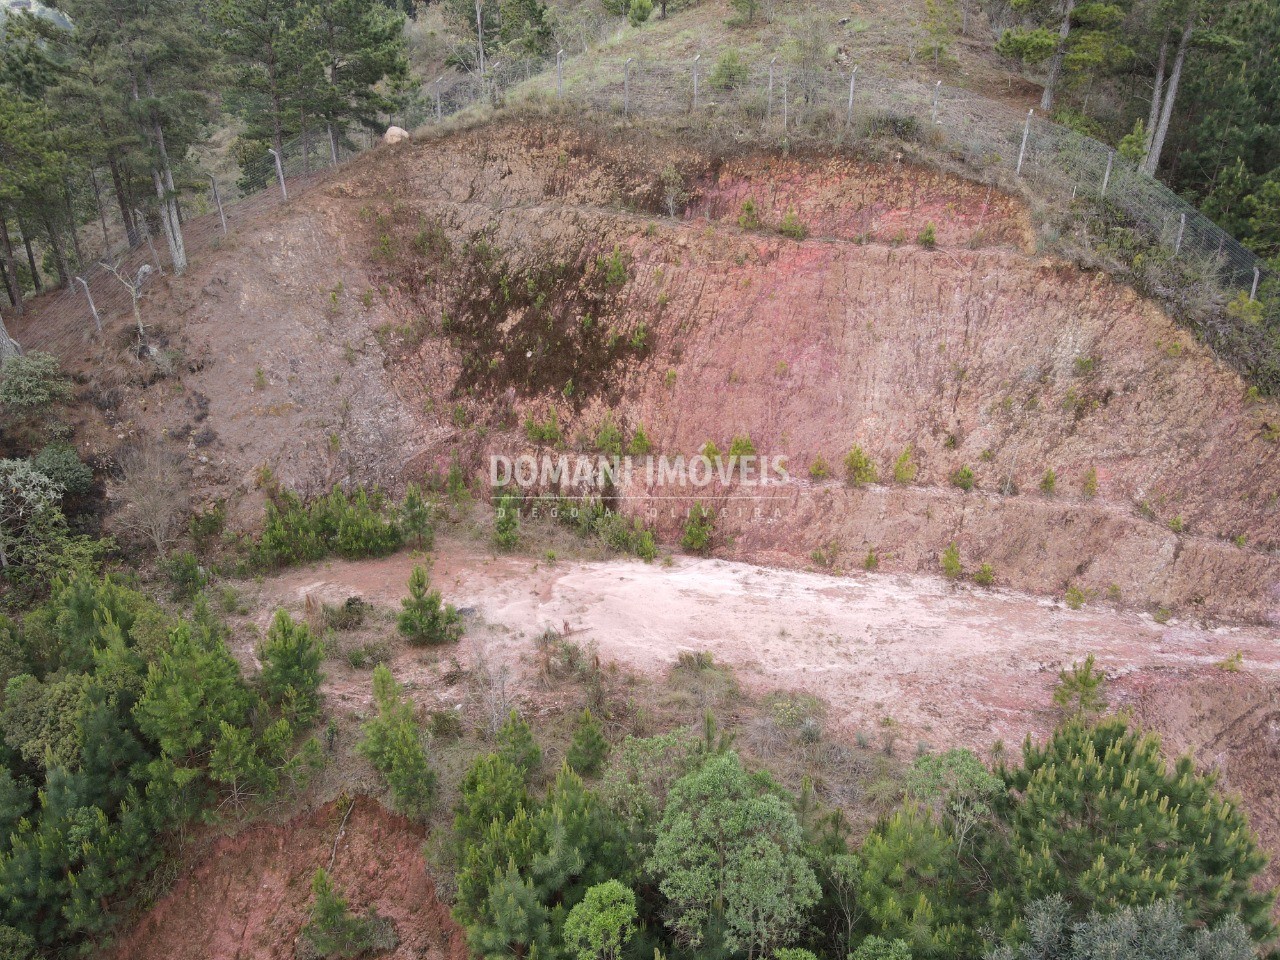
3, 47, 1269, 366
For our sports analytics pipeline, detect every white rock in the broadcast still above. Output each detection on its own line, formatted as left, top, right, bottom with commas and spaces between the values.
383, 126, 410, 145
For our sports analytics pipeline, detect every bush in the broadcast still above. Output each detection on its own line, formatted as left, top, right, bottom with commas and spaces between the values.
397, 565, 463, 646
1064, 585, 1087, 610
627, 0, 652, 26
844, 445, 878, 486
893, 445, 918, 483
596, 415, 624, 456
710, 49, 749, 89
779, 210, 808, 240
728, 434, 755, 465
31, 445, 93, 497
359, 666, 436, 817
496, 709, 542, 778
940, 543, 962, 579
627, 424, 651, 456
563, 880, 638, 960
259, 609, 323, 722
681, 502, 715, 553
298, 867, 398, 960
525, 411, 562, 445
1039, 468, 1057, 494
494, 492, 521, 550
162, 550, 207, 601
950, 465, 976, 491
0, 352, 71, 423
400, 482, 435, 548
809, 456, 830, 480
257, 487, 403, 568
974, 563, 996, 587
737, 197, 762, 229
1082, 466, 1098, 498
917, 223, 937, 248
567, 708, 610, 776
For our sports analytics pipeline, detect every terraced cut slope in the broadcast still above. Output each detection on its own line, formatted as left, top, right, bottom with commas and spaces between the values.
80, 118, 1280, 621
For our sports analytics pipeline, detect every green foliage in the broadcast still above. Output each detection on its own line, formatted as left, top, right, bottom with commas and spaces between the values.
1118, 119, 1146, 164
906, 749, 1002, 853
596, 415, 624, 456
738, 197, 762, 229
974, 563, 996, 587
779, 210, 808, 240
893, 446, 918, 484
0, 458, 105, 599
627, 0, 653, 27
844, 446, 878, 486
31, 444, 93, 497
628, 424, 652, 456
1051, 654, 1107, 719
852, 936, 913, 960
298, 867, 398, 960
455, 752, 529, 851
256, 487, 403, 568
598, 246, 629, 287
711, 49, 749, 89
917, 223, 937, 249
1000, 716, 1274, 939
526, 411, 562, 446
161, 550, 207, 601
681, 502, 715, 554
949, 465, 975, 491
940, 543, 962, 579
358, 665, 435, 818
496, 709, 542, 779
648, 752, 820, 957
494, 492, 521, 551
397, 565, 463, 647
728, 434, 756, 463
567, 708, 610, 777
400, 482, 435, 549
1081, 467, 1098, 498
258, 609, 323, 723
563, 880, 638, 960
0, 352, 71, 424
1039, 469, 1056, 495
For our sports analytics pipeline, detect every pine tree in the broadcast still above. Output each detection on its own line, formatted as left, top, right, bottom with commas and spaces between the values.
566, 708, 609, 777
496, 709, 542, 780
563, 880, 638, 960
358, 665, 436, 818
455, 752, 529, 850
258, 608, 323, 722
397, 565, 463, 646
400, 482, 434, 548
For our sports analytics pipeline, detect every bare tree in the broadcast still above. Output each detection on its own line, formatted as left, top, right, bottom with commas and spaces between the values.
115, 439, 187, 554
101, 261, 155, 342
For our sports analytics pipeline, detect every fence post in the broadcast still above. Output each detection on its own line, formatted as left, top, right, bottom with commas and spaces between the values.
767, 56, 776, 123
1016, 108, 1033, 176
556, 49, 564, 98
932, 80, 941, 123
267, 148, 287, 201
1251, 266, 1261, 302
327, 123, 339, 165
692, 54, 700, 110
1175, 212, 1186, 255
1101, 151, 1114, 198
782, 76, 788, 131
624, 58, 633, 117
435, 77, 443, 120
846, 66, 858, 125
207, 174, 227, 237
75, 276, 102, 334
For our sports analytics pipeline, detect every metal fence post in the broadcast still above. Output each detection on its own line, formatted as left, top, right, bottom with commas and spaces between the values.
624, 58, 633, 117
692, 54, 700, 110
267, 148, 287, 201
1016, 108, 1033, 176
556, 49, 564, 98
782, 76, 788, 131
846, 66, 858, 125
1251, 266, 1262, 301
435, 77, 443, 120
1175, 212, 1186, 255
932, 80, 941, 123
75, 277, 101, 334
1101, 151, 1114, 198
207, 174, 227, 237
134, 208, 163, 274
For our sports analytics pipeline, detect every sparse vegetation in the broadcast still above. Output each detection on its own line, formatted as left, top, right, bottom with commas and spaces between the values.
397, 566, 463, 647
844, 445, 878, 486
682, 502, 715, 554
893, 445, 918, 484
941, 542, 963, 579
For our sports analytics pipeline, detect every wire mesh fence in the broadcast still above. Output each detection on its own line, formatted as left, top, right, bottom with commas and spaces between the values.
3, 47, 1268, 366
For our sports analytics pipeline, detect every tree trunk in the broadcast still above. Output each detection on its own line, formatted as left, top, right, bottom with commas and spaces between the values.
0, 212, 23, 316
475, 0, 486, 77
1143, 9, 1194, 177
1144, 31, 1169, 154
1040, 0, 1076, 112
107, 150, 140, 247
63, 180, 84, 269
40, 213, 71, 287
19, 226, 42, 292
138, 69, 188, 273
90, 167, 111, 248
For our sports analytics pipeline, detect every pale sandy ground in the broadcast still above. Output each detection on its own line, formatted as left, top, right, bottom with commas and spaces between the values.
245, 537, 1280, 751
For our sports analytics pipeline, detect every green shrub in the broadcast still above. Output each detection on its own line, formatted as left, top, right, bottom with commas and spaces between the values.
162, 550, 207, 601
1039, 468, 1057, 495
259, 609, 323, 723
1065, 585, 1087, 610
494, 492, 521, 550
1082, 467, 1098, 498
950, 465, 976, 491
400, 482, 435, 549
566, 708, 610, 776
298, 867, 398, 960
31, 444, 93, 497
893, 445, 918, 483
627, 424, 652, 456
1169, 515, 1184, 534
496, 709, 542, 778
710, 48, 749, 89
598, 245, 629, 287
0, 352, 71, 422
681, 502, 715, 553
844, 445, 878, 485
627, 0, 652, 26
596, 415, 624, 456
974, 563, 996, 587
809, 456, 830, 480
190, 500, 227, 555
940, 542, 962, 579
525, 411, 562, 445
728, 434, 755, 464
737, 197, 762, 229
256, 487, 403, 568
917, 222, 937, 248
779, 209, 808, 240
397, 566, 463, 646
359, 665, 436, 817
701, 440, 723, 466
864, 548, 879, 571
596, 510, 657, 561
